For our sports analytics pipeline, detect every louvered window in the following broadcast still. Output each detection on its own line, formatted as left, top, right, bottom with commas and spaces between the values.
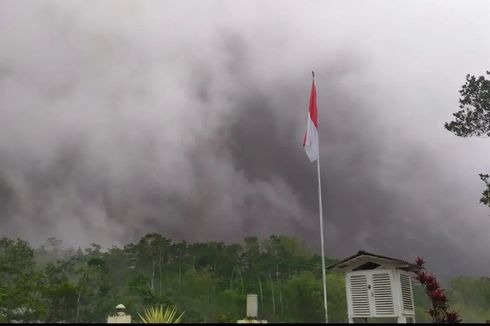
400, 273, 414, 312
347, 269, 417, 319
348, 270, 400, 318
372, 272, 395, 315
349, 274, 370, 317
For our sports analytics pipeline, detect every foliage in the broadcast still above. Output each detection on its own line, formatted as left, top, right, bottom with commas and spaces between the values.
0, 238, 45, 322
414, 257, 461, 323
138, 305, 184, 323
326, 272, 347, 323
445, 71, 490, 207
413, 283, 432, 322
284, 271, 323, 322
444, 71, 490, 137
0, 234, 489, 322
479, 174, 490, 206
446, 277, 490, 323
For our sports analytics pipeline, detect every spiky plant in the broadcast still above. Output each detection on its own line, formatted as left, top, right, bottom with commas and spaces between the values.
138, 305, 185, 323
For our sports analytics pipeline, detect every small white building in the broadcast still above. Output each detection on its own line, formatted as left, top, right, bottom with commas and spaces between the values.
237, 294, 267, 323
327, 250, 419, 324
107, 304, 131, 324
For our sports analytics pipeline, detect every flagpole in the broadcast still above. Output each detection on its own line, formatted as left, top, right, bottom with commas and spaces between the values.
317, 156, 329, 323
313, 71, 329, 323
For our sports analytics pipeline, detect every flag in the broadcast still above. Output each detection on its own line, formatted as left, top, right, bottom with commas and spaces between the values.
303, 80, 319, 162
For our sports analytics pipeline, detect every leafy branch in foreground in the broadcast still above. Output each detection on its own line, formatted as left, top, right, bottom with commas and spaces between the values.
444, 71, 490, 137
414, 257, 461, 323
479, 174, 490, 206
444, 71, 490, 208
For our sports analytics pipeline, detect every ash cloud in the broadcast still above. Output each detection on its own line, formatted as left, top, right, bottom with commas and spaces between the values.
0, 0, 490, 279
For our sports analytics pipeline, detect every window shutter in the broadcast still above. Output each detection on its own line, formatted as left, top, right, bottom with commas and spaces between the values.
347, 269, 415, 320
372, 272, 395, 315
400, 273, 414, 312
348, 274, 370, 317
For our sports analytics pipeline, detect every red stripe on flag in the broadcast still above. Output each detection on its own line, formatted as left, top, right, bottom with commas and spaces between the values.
309, 80, 318, 128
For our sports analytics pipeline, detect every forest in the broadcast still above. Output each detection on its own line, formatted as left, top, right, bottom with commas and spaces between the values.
0, 233, 489, 323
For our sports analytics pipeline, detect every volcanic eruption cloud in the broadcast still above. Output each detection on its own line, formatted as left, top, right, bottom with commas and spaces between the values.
1, 0, 490, 279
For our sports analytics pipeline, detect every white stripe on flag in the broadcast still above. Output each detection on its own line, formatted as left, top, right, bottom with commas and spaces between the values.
304, 112, 319, 162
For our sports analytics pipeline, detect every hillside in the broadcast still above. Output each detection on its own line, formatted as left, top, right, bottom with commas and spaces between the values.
0, 234, 488, 323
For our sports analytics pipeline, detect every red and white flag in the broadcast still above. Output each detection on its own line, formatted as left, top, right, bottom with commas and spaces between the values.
303, 80, 319, 162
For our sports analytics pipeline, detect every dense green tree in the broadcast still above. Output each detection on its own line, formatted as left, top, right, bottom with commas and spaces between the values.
284, 271, 323, 322
70, 244, 115, 322
325, 272, 347, 323
445, 72, 490, 137
131, 234, 164, 293
445, 71, 490, 207
0, 234, 488, 322
41, 260, 78, 322
0, 238, 45, 322
447, 277, 490, 322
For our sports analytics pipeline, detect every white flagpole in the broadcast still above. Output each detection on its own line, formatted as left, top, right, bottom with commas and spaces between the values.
313, 71, 329, 323
317, 156, 329, 323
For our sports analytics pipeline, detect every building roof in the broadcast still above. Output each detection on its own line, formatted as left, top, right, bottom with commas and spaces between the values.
326, 250, 419, 273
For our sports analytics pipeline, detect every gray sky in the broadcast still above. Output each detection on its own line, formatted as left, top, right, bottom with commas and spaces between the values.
0, 0, 489, 279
